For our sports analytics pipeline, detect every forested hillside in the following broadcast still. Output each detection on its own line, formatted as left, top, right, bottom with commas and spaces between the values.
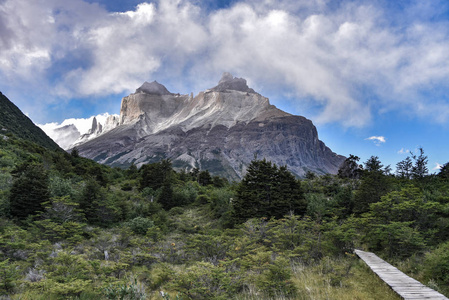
1, 129, 449, 299
0, 93, 60, 151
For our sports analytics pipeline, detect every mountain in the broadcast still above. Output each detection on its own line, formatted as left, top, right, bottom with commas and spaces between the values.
0, 92, 60, 150
75, 73, 345, 179
74, 114, 120, 147
39, 113, 120, 150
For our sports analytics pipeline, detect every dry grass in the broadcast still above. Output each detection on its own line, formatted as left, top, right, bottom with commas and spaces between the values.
232, 257, 401, 300
291, 258, 401, 300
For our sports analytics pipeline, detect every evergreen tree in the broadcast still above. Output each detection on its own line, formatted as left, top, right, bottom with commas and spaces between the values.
157, 180, 175, 210
364, 155, 384, 173
70, 147, 80, 158
139, 159, 172, 191
126, 163, 138, 179
353, 156, 391, 214
233, 159, 305, 223
338, 154, 363, 179
79, 179, 104, 223
9, 163, 50, 219
272, 165, 305, 218
212, 176, 227, 188
197, 170, 212, 186
411, 147, 428, 179
396, 156, 413, 179
305, 170, 316, 180
438, 162, 449, 180
190, 168, 200, 181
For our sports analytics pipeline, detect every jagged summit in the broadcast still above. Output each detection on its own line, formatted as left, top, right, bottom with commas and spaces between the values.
73, 74, 345, 179
211, 72, 256, 93
136, 81, 172, 95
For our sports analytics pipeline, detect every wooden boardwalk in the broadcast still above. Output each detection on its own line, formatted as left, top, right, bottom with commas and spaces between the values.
355, 249, 448, 300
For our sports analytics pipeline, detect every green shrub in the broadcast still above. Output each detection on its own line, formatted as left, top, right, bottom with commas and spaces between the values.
147, 263, 175, 290
27, 278, 92, 298
169, 262, 242, 299
103, 278, 146, 300
127, 217, 154, 235
256, 256, 297, 297
196, 194, 210, 205
169, 207, 184, 216
173, 183, 198, 206
0, 258, 20, 295
424, 241, 449, 284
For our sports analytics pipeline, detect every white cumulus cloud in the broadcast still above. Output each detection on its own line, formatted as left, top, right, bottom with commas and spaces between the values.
38, 113, 115, 149
365, 136, 386, 146
1, 0, 449, 126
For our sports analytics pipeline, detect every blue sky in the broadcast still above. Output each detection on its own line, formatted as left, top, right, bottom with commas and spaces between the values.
1, 0, 449, 173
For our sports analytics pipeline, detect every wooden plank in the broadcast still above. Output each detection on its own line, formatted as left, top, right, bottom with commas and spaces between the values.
355, 249, 448, 300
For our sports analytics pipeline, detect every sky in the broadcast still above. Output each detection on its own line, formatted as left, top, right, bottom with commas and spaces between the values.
1, 0, 449, 173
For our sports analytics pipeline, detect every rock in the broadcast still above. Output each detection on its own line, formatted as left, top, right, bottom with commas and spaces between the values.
136, 81, 172, 95
211, 72, 256, 93
75, 73, 345, 179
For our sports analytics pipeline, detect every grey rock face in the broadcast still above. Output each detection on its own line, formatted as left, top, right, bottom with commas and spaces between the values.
74, 114, 120, 147
136, 81, 172, 95
76, 73, 345, 179
212, 72, 256, 93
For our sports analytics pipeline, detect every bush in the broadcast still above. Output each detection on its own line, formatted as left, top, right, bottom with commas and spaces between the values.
169, 207, 184, 216
173, 183, 198, 206
103, 278, 147, 300
169, 262, 241, 299
196, 194, 211, 205
127, 217, 154, 235
147, 263, 175, 290
256, 256, 297, 297
424, 241, 449, 284
0, 259, 20, 295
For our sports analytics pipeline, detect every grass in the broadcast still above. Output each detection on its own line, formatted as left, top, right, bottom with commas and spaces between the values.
4, 206, 406, 300
290, 259, 401, 300
229, 257, 401, 300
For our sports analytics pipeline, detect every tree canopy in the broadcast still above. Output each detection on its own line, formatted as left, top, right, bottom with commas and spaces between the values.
9, 163, 50, 219
233, 158, 306, 222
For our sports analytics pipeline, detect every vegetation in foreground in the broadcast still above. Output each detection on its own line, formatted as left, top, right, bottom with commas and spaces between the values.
1, 133, 449, 299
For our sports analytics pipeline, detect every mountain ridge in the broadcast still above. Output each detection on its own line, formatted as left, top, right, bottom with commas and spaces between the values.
0, 92, 61, 151
74, 73, 345, 179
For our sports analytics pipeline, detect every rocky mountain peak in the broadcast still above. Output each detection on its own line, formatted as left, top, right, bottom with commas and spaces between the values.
211, 72, 256, 93
74, 74, 345, 179
136, 81, 172, 95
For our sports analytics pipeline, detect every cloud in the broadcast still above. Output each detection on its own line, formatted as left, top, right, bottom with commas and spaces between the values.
365, 136, 386, 146
38, 113, 115, 149
1, 0, 449, 126
433, 163, 443, 171
40, 113, 113, 135
397, 148, 410, 154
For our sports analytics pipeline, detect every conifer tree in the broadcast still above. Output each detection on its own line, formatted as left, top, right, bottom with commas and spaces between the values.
438, 162, 449, 180
139, 159, 172, 191
338, 154, 362, 179
272, 165, 305, 218
157, 180, 175, 210
79, 179, 104, 223
396, 156, 413, 179
233, 158, 305, 223
9, 163, 50, 219
411, 147, 428, 179
353, 156, 391, 214
198, 170, 212, 186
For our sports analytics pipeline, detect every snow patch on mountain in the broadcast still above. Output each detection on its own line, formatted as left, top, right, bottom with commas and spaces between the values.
38, 113, 119, 150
